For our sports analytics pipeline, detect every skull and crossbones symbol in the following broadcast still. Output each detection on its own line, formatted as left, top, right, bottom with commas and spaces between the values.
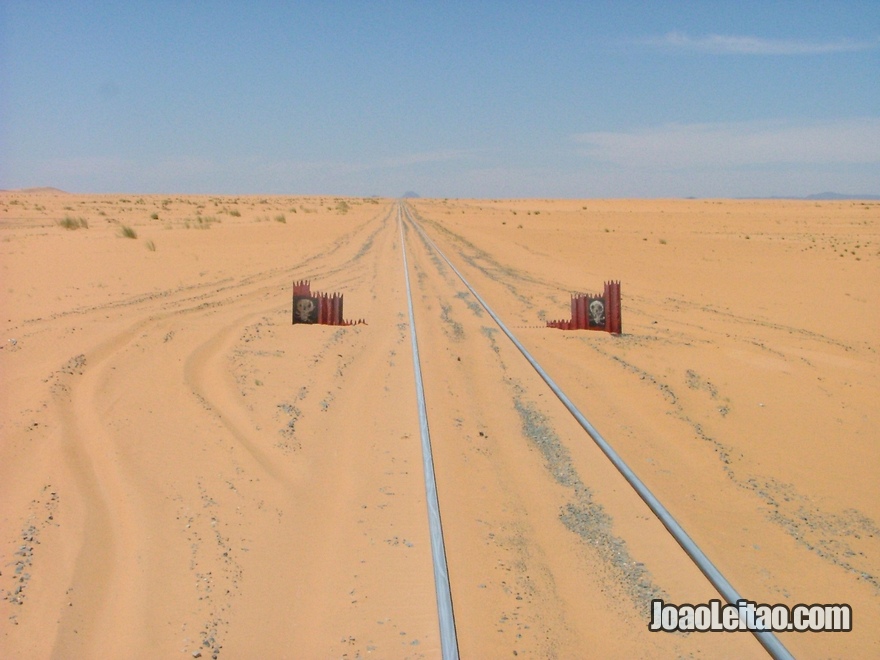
589, 299, 605, 326
295, 297, 316, 322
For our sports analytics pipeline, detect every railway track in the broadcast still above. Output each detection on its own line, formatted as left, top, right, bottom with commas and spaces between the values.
399, 213, 459, 660
397, 202, 794, 659
8, 196, 867, 656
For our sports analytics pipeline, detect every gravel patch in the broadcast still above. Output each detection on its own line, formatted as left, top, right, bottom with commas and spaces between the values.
512, 391, 667, 610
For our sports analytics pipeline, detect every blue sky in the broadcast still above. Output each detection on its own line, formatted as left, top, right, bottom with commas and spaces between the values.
1, 1, 878, 198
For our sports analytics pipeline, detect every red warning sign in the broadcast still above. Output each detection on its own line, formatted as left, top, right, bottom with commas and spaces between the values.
292, 280, 364, 326
547, 281, 621, 334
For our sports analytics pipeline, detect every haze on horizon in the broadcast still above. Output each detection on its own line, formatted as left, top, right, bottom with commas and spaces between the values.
1, 1, 878, 199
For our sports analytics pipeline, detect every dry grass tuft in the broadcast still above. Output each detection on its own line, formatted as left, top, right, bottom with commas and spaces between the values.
58, 215, 88, 230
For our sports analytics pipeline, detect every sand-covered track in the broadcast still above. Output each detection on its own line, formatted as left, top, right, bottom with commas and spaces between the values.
400, 198, 880, 658
2, 193, 877, 658
2, 197, 446, 658
398, 212, 459, 659
401, 203, 795, 658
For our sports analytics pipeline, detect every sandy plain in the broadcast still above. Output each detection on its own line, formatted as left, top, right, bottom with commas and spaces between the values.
0, 191, 877, 659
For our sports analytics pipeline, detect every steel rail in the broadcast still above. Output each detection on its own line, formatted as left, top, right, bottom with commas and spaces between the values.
400, 203, 794, 660
398, 208, 460, 660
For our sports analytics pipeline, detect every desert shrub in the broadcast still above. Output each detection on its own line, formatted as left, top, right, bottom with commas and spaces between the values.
182, 215, 220, 229
145, 239, 156, 251
274, 214, 286, 223
58, 215, 88, 229
120, 225, 138, 239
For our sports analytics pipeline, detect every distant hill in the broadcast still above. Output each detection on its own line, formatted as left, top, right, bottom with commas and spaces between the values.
0, 187, 69, 194
803, 192, 880, 201
401, 191, 420, 198
744, 192, 880, 201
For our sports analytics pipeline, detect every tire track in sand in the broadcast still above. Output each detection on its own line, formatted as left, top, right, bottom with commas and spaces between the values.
50, 318, 161, 657
33, 206, 396, 657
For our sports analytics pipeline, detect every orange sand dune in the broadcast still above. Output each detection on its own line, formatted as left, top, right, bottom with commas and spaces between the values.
1, 192, 877, 658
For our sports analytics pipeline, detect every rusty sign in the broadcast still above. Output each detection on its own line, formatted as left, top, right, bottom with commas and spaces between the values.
547, 281, 621, 334
292, 280, 364, 326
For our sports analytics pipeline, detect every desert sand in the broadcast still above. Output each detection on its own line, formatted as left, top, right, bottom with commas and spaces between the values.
1, 191, 877, 658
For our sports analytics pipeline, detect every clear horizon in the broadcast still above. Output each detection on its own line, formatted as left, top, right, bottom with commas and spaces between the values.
1, 1, 878, 198
3, 187, 880, 202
